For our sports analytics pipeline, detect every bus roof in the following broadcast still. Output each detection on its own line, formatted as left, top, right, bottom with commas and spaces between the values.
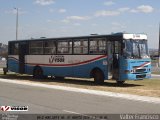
8, 32, 147, 43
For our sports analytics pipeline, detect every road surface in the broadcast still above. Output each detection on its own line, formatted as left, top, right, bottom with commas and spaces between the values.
152, 74, 160, 79
0, 80, 160, 114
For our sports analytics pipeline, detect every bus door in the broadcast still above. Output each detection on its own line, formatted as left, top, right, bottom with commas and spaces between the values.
19, 42, 27, 74
113, 40, 126, 81
118, 41, 127, 81
107, 41, 113, 79
109, 41, 120, 80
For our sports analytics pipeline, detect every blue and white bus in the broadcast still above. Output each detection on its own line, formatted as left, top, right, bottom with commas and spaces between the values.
7, 33, 151, 84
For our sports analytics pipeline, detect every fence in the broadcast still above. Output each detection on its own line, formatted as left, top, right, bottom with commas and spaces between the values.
151, 61, 160, 74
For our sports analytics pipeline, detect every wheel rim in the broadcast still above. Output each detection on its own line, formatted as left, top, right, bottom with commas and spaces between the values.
95, 72, 101, 81
94, 70, 104, 83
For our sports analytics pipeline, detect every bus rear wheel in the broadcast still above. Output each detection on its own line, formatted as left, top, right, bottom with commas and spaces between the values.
93, 69, 104, 84
55, 76, 64, 80
3, 68, 7, 75
33, 66, 44, 79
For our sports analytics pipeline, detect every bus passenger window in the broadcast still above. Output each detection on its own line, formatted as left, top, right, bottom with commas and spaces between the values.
73, 39, 88, 54
44, 41, 56, 54
89, 38, 106, 54
9, 42, 19, 55
57, 40, 72, 54
29, 41, 43, 54
99, 39, 107, 53
114, 41, 121, 54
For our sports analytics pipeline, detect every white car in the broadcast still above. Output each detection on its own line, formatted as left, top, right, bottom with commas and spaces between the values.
1, 57, 6, 61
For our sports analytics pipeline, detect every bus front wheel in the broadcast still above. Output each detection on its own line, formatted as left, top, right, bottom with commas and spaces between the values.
33, 66, 44, 79
93, 69, 104, 84
116, 80, 125, 85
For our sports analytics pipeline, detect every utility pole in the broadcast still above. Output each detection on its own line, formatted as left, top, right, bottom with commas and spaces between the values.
15, 8, 19, 40
158, 23, 160, 67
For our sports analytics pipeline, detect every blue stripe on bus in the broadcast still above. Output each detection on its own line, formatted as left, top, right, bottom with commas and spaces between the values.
8, 58, 19, 73
8, 57, 108, 79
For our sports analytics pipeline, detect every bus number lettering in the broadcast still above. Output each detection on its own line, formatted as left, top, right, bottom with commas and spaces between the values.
49, 56, 65, 63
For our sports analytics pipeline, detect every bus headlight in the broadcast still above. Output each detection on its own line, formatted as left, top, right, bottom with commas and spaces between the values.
148, 68, 150, 72
130, 69, 136, 73
133, 69, 136, 73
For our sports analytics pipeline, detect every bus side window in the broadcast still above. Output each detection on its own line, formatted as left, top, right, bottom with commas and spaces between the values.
114, 41, 121, 54
99, 38, 107, 54
57, 40, 72, 54
29, 41, 43, 54
73, 39, 88, 54
9, 42, 19, 55
44, 41, 56, 54
89, 38, 107, 54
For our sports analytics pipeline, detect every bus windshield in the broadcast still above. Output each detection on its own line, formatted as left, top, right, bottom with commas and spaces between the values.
123, 39, 149, 59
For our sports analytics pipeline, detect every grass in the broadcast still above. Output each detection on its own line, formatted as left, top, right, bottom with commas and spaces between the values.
0, 72, 160, 98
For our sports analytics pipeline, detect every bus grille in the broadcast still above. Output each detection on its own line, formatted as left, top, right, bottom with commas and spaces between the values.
135, 69, 146, 73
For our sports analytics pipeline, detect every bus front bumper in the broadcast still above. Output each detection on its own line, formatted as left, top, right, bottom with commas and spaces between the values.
126, 73, 151, 80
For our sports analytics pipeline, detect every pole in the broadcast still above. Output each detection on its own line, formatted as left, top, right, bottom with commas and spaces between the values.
15, 8, 18, 40
158, 23, 160, 67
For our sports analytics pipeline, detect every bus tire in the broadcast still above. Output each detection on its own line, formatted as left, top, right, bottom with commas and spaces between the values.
93, 69, 104, 84
33, 66, 44, 79
3, 68, 7, 75
116, 80, 125, 85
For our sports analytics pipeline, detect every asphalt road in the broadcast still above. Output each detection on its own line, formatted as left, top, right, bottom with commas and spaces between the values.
0, 81, 160, 114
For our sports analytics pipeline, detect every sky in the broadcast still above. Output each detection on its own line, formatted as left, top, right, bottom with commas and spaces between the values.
0, 0, 160, 49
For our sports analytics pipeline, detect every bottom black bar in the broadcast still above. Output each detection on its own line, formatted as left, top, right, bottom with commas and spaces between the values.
0, 114, 159, 120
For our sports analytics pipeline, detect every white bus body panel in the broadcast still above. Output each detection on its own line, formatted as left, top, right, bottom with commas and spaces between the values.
123, 34, 147, 40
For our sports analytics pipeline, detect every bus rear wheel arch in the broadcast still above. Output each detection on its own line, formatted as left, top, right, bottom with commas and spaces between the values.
91, 68, 104, 84
33, 66, 45, 79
